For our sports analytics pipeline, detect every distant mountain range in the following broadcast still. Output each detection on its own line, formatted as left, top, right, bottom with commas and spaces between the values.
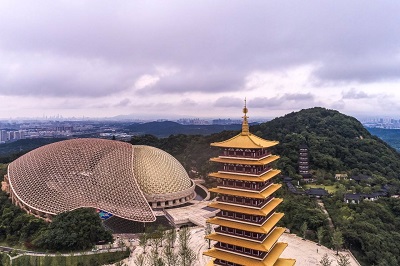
1, 114, 400, 163
125, 121, 242, 137
366, 127, 400, 151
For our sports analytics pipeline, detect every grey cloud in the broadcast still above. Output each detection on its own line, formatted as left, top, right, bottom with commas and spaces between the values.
251, 97, 284, 108
314, 55, 400, 83
331, 100, 346, 110
214, 97, 244, 108
251, 93, 317, 110
114, 98, 131, 107
0, 54, 139, 97
342, 88, 369, 99
1, 0, 400, 99
284, 93, 314, 101
180, 98, 199, 106
90, 103, 111, 108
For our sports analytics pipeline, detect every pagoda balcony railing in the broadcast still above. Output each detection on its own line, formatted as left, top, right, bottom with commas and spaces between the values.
215, 243, 267, 260
218, 180, 272, 192
217, 195, 274, 209
214, 226, 273, 242
221, 151, 271, 160
299, 153, 308, 156
219, 166, 272, 175
216, 209, 275, 225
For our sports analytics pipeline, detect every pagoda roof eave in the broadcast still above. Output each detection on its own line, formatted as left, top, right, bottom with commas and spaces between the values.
207, 212, 284, 234
211, 133, 279, 149
209, 169, 281, 182
209, 198, 283, 216
203, 242, 288, 266
273, 258, 297, 266
205, 227, 285, 252
210, 184, 282, 199
210, 155, 280, 166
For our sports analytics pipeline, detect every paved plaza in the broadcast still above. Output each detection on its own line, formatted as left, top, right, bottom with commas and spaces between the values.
121, 193, 360, 266
164, 200, 218, 227
279, 233, 360, 266
124, 227, 360, 266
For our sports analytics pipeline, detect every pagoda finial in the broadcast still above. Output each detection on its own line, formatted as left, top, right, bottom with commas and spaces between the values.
242, 98, 250, 135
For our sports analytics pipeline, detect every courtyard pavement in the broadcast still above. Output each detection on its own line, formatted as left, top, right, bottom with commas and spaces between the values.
124, 227, 360, 266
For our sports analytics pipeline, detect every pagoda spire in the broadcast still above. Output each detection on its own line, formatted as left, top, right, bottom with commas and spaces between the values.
241, 98, 250, 136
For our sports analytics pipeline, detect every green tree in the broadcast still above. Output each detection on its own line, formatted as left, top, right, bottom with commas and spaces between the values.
317, 227, 324, 246
331, 229, 344, 255
133, 253, 146, 266
139, 232, 149, 254
162, 243, 178, 266
165, 229, 177, 248
33, 208, 112, 251
205, 223, 212, 249
336, 254, 351, 266
319, 253, 332, 266
178, 227, 196, 266
147, 249, 164, 266
300, 221, 308, 240
149, 227, 165, 254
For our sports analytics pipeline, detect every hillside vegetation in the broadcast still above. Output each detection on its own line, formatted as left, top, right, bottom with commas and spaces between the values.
252, 107, 400, 181
132, 107, 400, 186
0, 138, 66, 163
131, 107, 400, 265
1, 107, 400, 264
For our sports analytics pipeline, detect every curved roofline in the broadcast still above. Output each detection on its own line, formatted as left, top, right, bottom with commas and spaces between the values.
7, 166, 54, 216
7, 165, 156, 222
211, 132, 279, 149
144, 179, 196, 202
6, 138, 159, 222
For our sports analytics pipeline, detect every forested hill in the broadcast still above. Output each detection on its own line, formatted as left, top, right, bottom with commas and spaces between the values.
129, 107, 400, 186
251, 107, 400, 181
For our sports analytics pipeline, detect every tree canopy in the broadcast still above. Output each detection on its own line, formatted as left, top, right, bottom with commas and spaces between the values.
33, 208, 112, 251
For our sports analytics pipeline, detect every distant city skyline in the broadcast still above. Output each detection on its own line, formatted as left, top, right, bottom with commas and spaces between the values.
1, 1, 400, 119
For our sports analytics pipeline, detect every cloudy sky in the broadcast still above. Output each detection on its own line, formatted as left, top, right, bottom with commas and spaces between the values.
1, 1, 400, 120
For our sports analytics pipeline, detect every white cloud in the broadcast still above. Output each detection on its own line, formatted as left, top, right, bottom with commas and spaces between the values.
134, 75, 160, 90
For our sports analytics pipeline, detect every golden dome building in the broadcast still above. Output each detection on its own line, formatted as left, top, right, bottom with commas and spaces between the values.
1, 138, 195, 223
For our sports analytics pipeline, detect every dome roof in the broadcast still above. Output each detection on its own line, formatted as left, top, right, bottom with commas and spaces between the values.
6, 138, 194, 222
133, 145, 192, 195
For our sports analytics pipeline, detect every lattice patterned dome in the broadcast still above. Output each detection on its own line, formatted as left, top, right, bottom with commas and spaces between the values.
5, 138, 195, 222
133, 145, 192, 195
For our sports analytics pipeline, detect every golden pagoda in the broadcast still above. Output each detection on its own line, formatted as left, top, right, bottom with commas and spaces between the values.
204, 100, 295, 266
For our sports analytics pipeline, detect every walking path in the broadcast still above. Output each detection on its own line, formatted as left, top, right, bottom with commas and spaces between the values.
317, 199, 335, 229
